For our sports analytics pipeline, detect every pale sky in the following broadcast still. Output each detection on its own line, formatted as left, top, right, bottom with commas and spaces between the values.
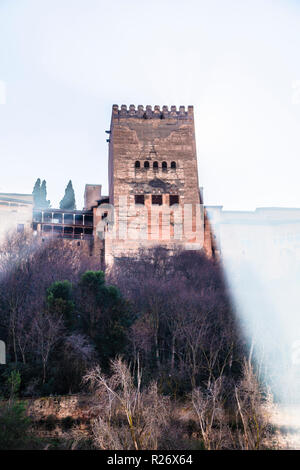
0, 0, 300, 210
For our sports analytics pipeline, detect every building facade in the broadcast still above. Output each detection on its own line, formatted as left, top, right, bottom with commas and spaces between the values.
0, 105, 215, 266
0, 193, 34, 241
99, 104, 213, 264
206, 206, 300, 280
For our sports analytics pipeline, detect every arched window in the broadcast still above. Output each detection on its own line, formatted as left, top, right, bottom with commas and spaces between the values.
171, 161, 176, 169
135, 161, 140, 168
153, 161, 159, 169
162, 161, 167, 169
144, 161, 150, 169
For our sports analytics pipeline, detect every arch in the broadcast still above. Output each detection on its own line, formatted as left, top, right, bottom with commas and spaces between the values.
153, 161, 159, 169
144, 161, 150, 169
162, 161, 167, 169
135, 161, 140, 168
171, 161, 176, 169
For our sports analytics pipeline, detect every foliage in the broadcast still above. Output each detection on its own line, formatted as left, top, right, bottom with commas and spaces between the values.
32, 178, 50, 208
110, 247, 245, 393
7, 369, 21, 399
59, 180, 76, 210
84, 357, 171, 450
0, 234, 276, 450
47, 280, 75, 328
0, 370, 35, 450
0, 233, 131, 395
77, 271, 132, 369
0, 400, 32, 449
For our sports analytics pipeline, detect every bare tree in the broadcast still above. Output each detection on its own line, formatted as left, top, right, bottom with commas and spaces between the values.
32, 312, 64, 384
191, 377, 228, 450
233, 360, 274, 450
84, 357, 171, 450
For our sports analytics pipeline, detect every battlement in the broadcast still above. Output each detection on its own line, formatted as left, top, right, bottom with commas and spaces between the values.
112, 104, 194, 119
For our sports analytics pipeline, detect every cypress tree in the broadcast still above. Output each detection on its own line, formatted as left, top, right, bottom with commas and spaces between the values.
32, 178, 41, 207
32, 178, 50, 208
59, 180, 76, 210
40, 180, 51, 208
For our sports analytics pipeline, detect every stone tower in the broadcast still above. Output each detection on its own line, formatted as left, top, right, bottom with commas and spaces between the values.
101, 104, 212, 264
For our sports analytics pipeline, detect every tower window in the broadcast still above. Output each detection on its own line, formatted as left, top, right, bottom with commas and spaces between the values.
153, 161, 158, 169
170, 195, 179, 206
135, 161, 140, 168
152, 195, 162, 205
135, 195, 145, 205
171, 161, 176, 169
144, 161, 150, 169
162, 161, 167, 169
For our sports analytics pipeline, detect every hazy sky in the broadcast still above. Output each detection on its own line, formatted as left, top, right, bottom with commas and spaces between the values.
0, 0, 300, 210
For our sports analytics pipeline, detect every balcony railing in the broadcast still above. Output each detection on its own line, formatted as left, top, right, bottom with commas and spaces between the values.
33, 210, 93, 227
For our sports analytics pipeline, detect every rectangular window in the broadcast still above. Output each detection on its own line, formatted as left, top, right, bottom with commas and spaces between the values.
169, 195, 179, 206
17, 224, 24, 233
135, 195, 145, 205
152, 195, 162, 205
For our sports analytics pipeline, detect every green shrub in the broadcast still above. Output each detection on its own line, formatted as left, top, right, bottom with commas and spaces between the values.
0, 400, 32, 450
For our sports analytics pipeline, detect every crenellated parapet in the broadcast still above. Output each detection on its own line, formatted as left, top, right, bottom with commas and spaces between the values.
112, 104, 194, 119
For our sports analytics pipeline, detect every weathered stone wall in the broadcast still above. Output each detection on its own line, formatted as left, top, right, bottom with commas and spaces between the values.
106, 104, 210, 264
84, 184, 102, 210
27, 394, 96, 421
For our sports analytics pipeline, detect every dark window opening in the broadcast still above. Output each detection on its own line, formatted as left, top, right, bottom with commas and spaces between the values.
171, 161, 176, 169
144, 161, 150, 169
75, 214, 83, 225
74, 227, 83, 239
152, 195, 163, 205
84, 215, 93, 226
135, 161, 140, 168
162, 161, 167, 169
64, 214, 73, 225
17, 224, 24, 233
43, 225, 52, 233
44, 212, 52, 223
135, 195, 145, 205
153, 161, 159, 169
53, 226, 63, 233
170, 195, 179, 206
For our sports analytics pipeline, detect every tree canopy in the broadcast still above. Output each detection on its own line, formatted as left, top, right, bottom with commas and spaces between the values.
59, 180, 76, 210
32, 178, 50, 208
